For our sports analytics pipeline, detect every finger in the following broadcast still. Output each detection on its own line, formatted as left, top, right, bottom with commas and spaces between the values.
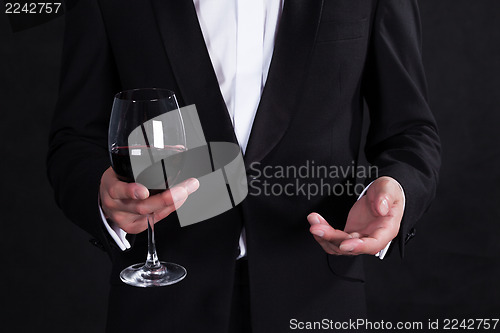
372, 192, 406, 219
307, 212, 331, 226
154, 195, 189, 222
309, 224, 352, 244
121, 216, 149, 234
118, 178, 199, 215
101, 167, 146, 200
106, 174, 149, 200
374, 194, 390, 217
157, 178, 199, 208
131, 193, 191, 232
314, 241, 342, 255
308, 213, 352, 250
339, 237, 383, 255
367, 177, 405, 217
129, 186, 187, 215
179, 178, 200, 195
339, 226, 394, 255
105, 210, 144, 234
308, 212, 348, 235
310, 232, 343, 255
348, 232, 362, 239
114, 194, 186, 234
367, 189, 391, 217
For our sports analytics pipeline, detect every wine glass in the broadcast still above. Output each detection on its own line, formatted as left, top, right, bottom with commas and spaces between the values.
108, 88, 187, 287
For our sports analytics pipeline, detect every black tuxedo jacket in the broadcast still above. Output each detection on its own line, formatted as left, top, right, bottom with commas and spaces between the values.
48, 0, 440, 332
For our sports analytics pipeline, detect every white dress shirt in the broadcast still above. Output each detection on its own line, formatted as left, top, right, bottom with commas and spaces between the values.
193, 0, 283, 152
102, 0, 399, 259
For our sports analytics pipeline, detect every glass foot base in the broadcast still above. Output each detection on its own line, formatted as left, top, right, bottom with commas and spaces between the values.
120, 261, 187, 287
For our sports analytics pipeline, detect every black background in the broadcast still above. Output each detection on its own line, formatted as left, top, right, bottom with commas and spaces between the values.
1, 1, 499, 332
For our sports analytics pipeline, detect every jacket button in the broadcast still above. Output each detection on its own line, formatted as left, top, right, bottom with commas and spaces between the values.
404, 228, 416, 244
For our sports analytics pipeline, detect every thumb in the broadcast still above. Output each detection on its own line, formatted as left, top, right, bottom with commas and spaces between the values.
366, 176, 405, 218
366, 185, 390, 217
375, 194, 390, 216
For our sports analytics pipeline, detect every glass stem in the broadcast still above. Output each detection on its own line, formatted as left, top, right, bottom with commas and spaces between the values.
145, 214, 161, 269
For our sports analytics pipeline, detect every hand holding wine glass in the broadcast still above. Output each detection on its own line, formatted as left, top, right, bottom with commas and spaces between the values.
100, 167, 199, 235
106, 88, 196, 287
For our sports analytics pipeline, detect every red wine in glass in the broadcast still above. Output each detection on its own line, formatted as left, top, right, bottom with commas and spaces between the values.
111, 145, 186, 194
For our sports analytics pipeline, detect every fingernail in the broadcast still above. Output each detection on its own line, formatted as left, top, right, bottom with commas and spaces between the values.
381, 199, 389, 214
171, 187, 188, 202
311, 230, 324, 238
340, 244, 355, 252
185, 178, 200, 194
134, 189, 148, 200
308, 214, 320, 224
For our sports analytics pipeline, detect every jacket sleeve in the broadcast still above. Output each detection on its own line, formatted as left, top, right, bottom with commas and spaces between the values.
47, 0, 120, 253
362, 0, 441, 257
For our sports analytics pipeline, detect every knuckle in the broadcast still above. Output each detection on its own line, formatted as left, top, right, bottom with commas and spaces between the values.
152, 212, 161, 222
101, 195, 114, 209
161, 190, 173, 206
135, 204, 150, 216
108, 211, 124, 225
155, 206, 174, 221
108, 186, 118, 199
161, 191, 175, 206
160, 197, 172, 208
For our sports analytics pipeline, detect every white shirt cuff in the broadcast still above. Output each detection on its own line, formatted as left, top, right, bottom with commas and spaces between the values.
98, 198, 131, 251
357, 179, 406, 260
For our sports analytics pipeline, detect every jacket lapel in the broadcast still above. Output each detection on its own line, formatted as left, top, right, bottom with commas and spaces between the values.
150, 0, 238, 145
244, 0, 324, 166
